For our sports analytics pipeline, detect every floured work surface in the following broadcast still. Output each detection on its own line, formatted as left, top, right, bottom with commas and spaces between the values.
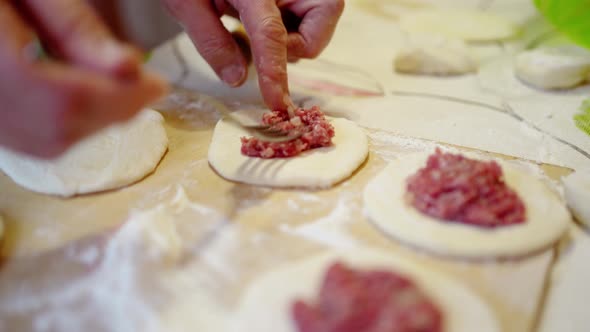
0, 90, 573, 332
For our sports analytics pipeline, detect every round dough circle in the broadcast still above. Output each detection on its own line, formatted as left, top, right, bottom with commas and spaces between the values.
363, 152, 570, 258
395, 39, 476, 76
399, 10, 518, 42
231, 249, 500, 332
0, 109, 168, 197
208, 110, 369, 188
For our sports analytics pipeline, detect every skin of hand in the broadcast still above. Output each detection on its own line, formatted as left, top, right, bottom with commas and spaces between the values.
0, 0, 167, 158
163, 0, 345, 111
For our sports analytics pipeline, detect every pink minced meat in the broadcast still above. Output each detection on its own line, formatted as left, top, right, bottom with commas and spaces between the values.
240, 106, 335, 158
292, 262, 443, 332
406, 149, 526, 228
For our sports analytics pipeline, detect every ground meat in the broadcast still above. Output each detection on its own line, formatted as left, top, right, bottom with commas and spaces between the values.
406, 149, 526, 227
292, 262, 443, 332
240, 106, 335, 158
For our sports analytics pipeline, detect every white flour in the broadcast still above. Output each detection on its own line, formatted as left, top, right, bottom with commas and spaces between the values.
280, 195, 359, 249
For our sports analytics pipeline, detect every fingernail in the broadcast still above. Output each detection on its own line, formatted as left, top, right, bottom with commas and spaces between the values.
221, 65, 246, 87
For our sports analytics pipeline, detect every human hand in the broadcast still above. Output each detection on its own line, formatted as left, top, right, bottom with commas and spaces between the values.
164, 0, 344, 111
0, 0, 167, 158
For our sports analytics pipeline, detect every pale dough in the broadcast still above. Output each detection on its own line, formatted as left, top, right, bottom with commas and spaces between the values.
363, 152, 570, 258
208, 110, 369, 188
230, 248, 500, 332
395, 36, 476, 76
562, 171, 590, 228
0, 109, 168, 197
514, 47, 590, 90
477, 55, 541, 98
399, 10, 518, 42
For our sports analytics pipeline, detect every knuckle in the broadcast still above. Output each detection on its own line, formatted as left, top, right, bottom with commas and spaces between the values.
256, 16, 287, 45
197, 35, 233, 59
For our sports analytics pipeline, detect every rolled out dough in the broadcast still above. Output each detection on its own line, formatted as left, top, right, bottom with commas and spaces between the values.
395, 36, 476, 76
0, 109, 168, 197
562, 171, 590, 228
231, 249, 500, 332
208, 110, 369, 188
364, 152, 570, 258
399, 10, 518, 42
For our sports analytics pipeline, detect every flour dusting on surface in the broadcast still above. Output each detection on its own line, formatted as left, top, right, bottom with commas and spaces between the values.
280, 195, 359, 249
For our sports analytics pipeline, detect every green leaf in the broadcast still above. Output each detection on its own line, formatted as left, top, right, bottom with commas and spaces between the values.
575, 98, 590, 136
535, 0, 590, 50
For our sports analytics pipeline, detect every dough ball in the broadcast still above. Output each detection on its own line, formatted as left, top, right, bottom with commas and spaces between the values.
562, 170, 590, 228
231, 249, 500, 332
364, 152, 570, 258
208, 109, 369, 188
514, 47, 590, 90
399, 10, 518, 42
395, 36, 476, 76
0, 109, 168, 197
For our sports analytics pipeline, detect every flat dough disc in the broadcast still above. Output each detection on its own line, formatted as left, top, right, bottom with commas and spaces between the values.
0, 109, 168, 197
364, 152, 570, 258
208, 110, 369, 188
399, 10, 518, 42
231, 249, 500, 332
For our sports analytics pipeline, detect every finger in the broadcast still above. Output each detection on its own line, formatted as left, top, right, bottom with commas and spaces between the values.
164, 0, 248, 87
35, 65, 167, 146
0, 1, 36, 66
17, 0, 142, 79
282, 0, 344, 59
232, 0, 290, 111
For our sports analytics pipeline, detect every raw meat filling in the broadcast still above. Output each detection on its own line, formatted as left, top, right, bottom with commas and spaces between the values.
292, 262, 443, 332
240, 106, 335, 158
406, 149, 526, 227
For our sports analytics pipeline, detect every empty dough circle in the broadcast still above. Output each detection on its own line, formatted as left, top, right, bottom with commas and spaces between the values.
364, 152, 570, 258
562, 171, 590, 228
231, 249, 500, 332
0, 109, 168, 197
208, 110, 369, 188
395, 37, 476, 76
514, 48, 590, 90
399, 10, 518, 42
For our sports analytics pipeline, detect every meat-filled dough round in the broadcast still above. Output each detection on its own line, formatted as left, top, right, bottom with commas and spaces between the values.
208, 109, 369, 188
364, 152, 570, 258
0, 109, 168, 197
230, 249, 500, 332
